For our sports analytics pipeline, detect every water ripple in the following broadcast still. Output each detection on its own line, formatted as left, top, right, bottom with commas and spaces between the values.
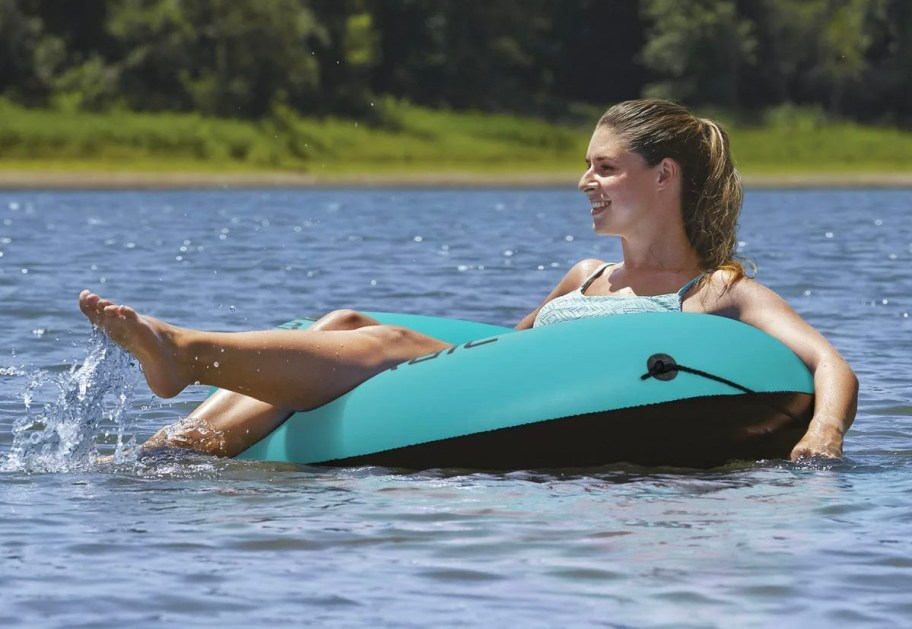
0, 188, 910, 626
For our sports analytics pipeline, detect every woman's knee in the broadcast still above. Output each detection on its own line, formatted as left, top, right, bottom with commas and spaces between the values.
356, 325, 450, 367
312, 309, 378, 331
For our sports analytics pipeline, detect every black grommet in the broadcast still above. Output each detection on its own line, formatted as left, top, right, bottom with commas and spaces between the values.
647, 353, 678, 381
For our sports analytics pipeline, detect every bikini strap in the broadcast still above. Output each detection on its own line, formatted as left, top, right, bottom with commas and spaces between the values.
677, 274, 704, 297
580, 263, 613, 292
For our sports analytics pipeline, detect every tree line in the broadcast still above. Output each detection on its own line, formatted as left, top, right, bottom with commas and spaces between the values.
1, 0, 910, 125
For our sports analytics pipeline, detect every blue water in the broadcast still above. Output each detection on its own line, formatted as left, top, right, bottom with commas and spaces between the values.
0, 187, 910, 627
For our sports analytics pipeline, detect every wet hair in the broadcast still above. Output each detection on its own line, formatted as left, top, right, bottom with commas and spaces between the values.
598, 99, 749, 283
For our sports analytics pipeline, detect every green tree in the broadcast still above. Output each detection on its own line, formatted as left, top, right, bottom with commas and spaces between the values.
107, 0, 323, 117
0, 0, 62, 104
308, 0, 379, 116
367, 0, 566, 114
640, 0, 756, 110
757, 0, 878, 115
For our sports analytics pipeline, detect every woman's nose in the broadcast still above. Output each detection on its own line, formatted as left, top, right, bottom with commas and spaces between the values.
578, 169, 596, 192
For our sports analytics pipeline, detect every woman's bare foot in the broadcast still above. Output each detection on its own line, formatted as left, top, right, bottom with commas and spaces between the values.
78, 289, 108, 328
78, 291, 190, 398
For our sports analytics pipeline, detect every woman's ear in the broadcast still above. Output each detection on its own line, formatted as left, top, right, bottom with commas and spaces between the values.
656, 158, 679, 189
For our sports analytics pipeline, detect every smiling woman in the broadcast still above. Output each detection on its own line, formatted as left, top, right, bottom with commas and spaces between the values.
78, 99, 858, 465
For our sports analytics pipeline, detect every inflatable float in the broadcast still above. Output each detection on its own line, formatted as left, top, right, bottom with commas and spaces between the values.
235, 312, 814, 469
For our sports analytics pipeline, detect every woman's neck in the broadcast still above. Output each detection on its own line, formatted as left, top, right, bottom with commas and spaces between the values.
619, 236, 700, 276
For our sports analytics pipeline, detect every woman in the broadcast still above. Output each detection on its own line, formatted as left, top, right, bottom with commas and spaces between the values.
79, 99, 858, 461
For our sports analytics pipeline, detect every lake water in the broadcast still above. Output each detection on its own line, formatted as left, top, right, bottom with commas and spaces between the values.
0, 187, 910, 627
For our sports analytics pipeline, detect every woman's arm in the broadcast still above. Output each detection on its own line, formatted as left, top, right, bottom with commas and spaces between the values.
711, 277, 859, 459
514, 259, 605, 330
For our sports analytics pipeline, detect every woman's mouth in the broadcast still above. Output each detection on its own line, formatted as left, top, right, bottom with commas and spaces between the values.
591, 200, 609, 216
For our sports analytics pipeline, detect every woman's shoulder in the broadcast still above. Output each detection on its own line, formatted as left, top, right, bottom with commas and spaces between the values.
547, 259, 612, 297
573, 258, 612, 276
698, 269, 787, 316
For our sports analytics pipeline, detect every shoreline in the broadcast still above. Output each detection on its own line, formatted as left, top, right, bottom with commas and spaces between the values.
2, 169, 912, 190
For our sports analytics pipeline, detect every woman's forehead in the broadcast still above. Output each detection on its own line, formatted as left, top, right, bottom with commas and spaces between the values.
587, 126, 628, 158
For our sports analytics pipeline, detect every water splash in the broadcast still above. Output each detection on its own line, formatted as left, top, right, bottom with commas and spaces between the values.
1, 333, 138, 473
158, 416, 226, 454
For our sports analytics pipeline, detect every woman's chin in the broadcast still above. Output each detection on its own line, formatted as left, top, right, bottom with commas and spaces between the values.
591, 217, 613, 235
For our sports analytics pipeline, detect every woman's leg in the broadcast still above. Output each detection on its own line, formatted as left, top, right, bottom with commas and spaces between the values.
79, 292, 450, 455
140, 309, 386, 457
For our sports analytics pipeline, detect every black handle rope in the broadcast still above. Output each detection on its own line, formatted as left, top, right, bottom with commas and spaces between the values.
640, 353, 805, 423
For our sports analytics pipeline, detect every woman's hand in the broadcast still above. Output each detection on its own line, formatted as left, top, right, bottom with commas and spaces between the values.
789, 421, 845, 460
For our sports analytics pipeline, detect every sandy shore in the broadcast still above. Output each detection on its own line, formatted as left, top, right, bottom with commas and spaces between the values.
1, 169, 912, 190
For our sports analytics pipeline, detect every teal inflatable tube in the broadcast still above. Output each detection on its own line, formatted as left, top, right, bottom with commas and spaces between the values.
236, 312, 814, 469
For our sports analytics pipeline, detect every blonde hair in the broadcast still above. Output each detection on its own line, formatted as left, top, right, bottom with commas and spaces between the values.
598, 99, 750, 283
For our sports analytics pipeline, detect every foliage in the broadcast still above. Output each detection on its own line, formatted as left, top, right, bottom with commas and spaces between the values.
640, 0, 756, 110
2, 98, 912, 175
0, 0, 911, 140
0, 98, 588, 172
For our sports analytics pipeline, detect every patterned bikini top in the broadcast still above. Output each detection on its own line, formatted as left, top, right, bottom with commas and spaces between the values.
532, 263, 702, 328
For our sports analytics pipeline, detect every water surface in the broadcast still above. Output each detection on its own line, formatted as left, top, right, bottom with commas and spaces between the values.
0, 188, 910, 627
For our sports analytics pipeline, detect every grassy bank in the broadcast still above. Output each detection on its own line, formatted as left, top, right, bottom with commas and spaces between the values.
2, 99, 912, 182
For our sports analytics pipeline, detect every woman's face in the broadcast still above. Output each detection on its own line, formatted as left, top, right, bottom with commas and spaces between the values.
578, 126, 662, 237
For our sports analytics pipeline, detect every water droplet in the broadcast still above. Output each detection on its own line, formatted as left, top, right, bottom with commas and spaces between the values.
31, 329, 46, 337
537, 265, 545, 270
213, 361, 219, 368
882, 299, 889, 305
825, 232, 834, 238
9, 202, 19, 210
413, 236, 423, 242
803, 289, 812, 296
564, 235, 574, 242
354, 122, 359, 128
20, 268, 28, 274
503, 250, 514, 256
175, 256, 183, 261
874, 219, 883, 226
370, 279, 377, 286
229, 305, 237, 312
889, 254, 898, 260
